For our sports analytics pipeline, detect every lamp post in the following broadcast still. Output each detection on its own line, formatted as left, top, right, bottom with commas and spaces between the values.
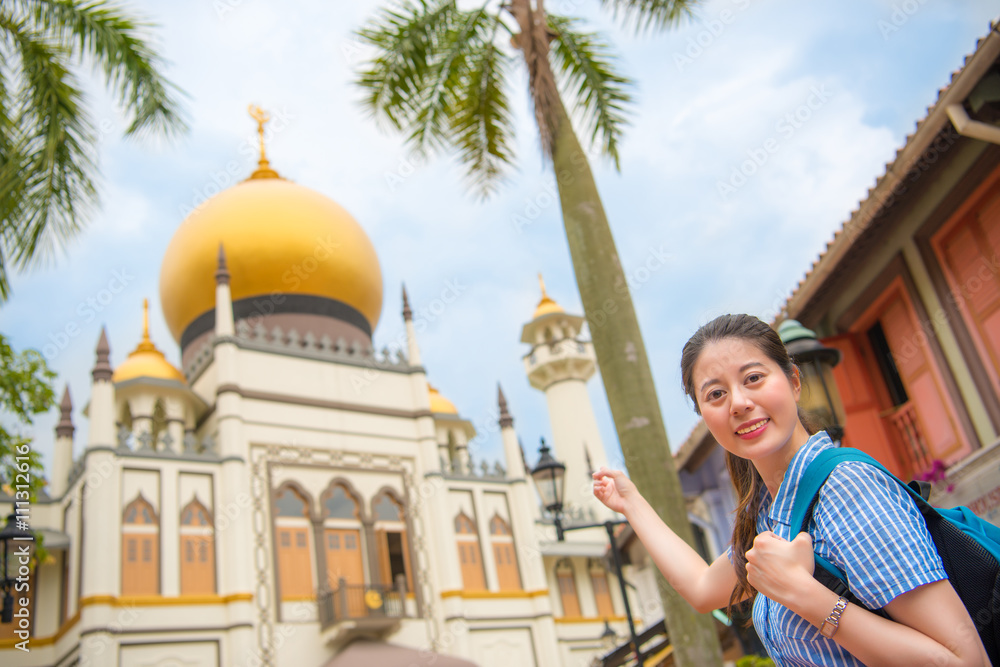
777, 319, 847, 442
531, 439, 644, 666
0, 514, 34, 623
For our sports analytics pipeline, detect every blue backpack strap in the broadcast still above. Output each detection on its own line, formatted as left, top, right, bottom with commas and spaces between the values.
789, 447, 900, 599
789, 447, 884, 536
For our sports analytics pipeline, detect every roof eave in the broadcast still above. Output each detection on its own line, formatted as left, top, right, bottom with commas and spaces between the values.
783, 23, 1000, 321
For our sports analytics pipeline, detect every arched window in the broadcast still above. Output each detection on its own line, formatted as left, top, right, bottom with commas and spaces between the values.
589, 559, 614, 618
118, 402, 135, 449
321, 483, 365, 611
179, 498, 215, 595
122, 494, 159, 595
454, 512, 486, 591
372, 492, 412, 592
489, 514, 521, 591
555, 559, 580, 618
151, 399, 168, 451
446, 430, 459, 470
274, 486, 314, 600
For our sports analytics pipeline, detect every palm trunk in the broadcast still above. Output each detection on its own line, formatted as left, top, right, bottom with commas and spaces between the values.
549, 94, 724, 667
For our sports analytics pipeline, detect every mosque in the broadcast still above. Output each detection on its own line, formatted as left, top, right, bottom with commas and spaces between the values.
0, 112, 650, 667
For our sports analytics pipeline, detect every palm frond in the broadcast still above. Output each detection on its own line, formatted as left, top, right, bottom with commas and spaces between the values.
548, 14, 632, 169
26, 0, 187, 138
0, 10, 95, 282
355, 1, 517, 194
597, 0, 699, 34
407, 7, 494, 155
450, 35, 514, 197
355, 0, 461, 131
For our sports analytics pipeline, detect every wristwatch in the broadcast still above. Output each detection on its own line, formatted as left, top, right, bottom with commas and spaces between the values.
820, 596, 849, 638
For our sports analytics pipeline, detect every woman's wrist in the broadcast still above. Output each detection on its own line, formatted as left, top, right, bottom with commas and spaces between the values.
782, 574, 841, 628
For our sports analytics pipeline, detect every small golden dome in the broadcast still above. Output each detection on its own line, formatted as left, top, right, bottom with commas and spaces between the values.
113, 300, 185, 384
428, 383, 458, 415
532, 273, 564, 319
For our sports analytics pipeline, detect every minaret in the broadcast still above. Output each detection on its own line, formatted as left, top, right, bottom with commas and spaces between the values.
402, 283, 422, 366
50, 387, 74, 498
79, 329, 121, 617
498, 384, 522, 477
520, 275, 610, 517
88, 328, 115, 448
498, 385, 542, 521
215, 243, 234, 337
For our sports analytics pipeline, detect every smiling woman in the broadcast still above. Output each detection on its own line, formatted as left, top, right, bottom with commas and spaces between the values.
593, 314, 989, 667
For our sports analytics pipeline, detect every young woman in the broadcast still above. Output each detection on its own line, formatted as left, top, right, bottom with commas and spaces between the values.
593, 314, 987, 666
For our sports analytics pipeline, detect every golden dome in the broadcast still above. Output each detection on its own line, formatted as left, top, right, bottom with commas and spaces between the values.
113, 299, 185, 384
532, 273, 564, 319
159, 177, 383, 343
428, 384, 459, 415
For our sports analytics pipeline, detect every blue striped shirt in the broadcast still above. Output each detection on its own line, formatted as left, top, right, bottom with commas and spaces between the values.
748, 431, 947, 666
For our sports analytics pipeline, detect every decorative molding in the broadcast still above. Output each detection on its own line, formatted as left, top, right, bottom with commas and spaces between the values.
213, 385, 434, 420
78, 593, 253, 607
0, 609, 81, 649
439, 589, 549, 600
553, 615, 628, 624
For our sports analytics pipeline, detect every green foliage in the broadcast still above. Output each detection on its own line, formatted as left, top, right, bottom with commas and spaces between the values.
0, 0, 187, 301
0, 332, 53, 503
357, 0, 515, 196
354, 0, 638, 195
736, 655, 775, 667
547, 14, 632, 169
597, 0, 697, 33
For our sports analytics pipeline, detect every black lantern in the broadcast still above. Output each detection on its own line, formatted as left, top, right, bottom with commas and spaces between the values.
778, 319, 847, 442
0, 514, 34, 623
530, 438, 567, 536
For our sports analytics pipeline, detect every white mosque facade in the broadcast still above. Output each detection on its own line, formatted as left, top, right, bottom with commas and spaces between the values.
0, 146, 643, 667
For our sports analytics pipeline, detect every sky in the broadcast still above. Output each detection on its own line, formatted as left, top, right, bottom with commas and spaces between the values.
3, 0, 998, 486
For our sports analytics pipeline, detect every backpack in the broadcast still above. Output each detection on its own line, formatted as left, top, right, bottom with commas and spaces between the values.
789, 446, 1000, 665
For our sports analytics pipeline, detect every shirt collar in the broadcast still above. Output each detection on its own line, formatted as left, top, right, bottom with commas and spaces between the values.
767, 430, 835, 526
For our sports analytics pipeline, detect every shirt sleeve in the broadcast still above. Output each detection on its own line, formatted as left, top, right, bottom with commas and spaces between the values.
811, 461, 947, 610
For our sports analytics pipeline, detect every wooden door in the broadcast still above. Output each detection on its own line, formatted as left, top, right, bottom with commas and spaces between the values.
325, 528, 365, 615
935, 189, 1000, 398
824, 333, 904, 477
879, 291, 971, 465
276, 526, 313, 599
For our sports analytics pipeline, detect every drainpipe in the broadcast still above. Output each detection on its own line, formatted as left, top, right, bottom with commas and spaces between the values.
946, 103, 1000, 146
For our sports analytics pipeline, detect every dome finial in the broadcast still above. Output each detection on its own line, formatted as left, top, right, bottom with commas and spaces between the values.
134, 299, 156, 353
247, 104, 281, 180
532, 272, 564, 319
112, 299, 185, 384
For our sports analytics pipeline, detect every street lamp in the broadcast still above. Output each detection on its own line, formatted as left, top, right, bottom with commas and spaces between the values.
777, 319, 847, 442
532, 438, 567, 538
0, 514, 34, 623
530, 440, 644, 666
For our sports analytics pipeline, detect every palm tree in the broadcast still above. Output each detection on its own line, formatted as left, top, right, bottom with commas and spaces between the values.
355, 1, 723, 665
0, 0, 186, 300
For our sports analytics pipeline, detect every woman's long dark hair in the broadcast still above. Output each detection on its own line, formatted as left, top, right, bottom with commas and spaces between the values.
680, 314, 818, 620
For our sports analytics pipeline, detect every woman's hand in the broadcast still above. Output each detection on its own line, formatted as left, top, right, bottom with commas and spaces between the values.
592, 467, 639, 515
745, 531, 816, 608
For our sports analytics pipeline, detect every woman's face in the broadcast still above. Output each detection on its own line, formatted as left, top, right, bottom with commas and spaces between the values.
692, 337, 805, 463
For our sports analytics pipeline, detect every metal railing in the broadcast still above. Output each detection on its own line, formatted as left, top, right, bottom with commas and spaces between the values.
882, 401, 933, 480
317, 579, 406, 631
